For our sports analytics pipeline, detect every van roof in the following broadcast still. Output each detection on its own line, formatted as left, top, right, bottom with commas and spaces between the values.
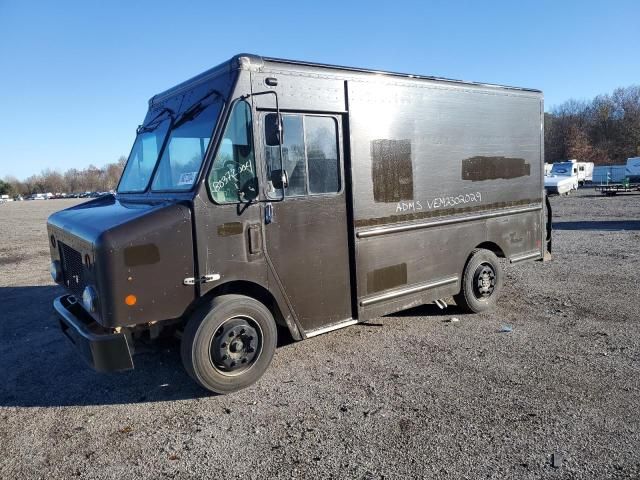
151, 53, 542, 104
260, 55, 542, 93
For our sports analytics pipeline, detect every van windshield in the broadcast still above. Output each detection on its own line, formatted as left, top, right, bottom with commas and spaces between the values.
118, 115, 171, 193
118, 84, 224, 193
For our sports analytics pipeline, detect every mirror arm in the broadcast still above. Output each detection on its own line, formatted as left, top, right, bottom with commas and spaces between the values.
243, 90, 285, 202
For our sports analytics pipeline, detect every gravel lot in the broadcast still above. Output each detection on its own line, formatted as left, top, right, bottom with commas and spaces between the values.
1, 191, 639, 479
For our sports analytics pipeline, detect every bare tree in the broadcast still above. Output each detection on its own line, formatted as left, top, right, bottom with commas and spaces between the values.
546, 85, 640, 165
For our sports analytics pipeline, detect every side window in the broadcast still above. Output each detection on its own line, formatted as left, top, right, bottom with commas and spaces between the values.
266, 115, 306, 197
264, 114, 339, 198
306, 116, 339, 194
208, 101, 257, 203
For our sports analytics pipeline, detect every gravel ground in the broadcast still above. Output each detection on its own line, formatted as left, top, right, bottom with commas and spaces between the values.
1, 191, 639, 479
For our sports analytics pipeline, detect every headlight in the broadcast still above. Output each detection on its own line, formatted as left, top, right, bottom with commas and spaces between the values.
82, 286, 98, 313
50, 261, 62, 283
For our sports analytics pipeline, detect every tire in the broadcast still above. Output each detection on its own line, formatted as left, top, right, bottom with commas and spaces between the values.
454, 249, 503, 313
181, 294, 277, 394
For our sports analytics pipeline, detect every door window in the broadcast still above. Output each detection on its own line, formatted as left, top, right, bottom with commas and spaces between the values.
208, 100, 258, 203
265, 114, 340, 198
306, 116, 340, 194
265, 115, 306, 197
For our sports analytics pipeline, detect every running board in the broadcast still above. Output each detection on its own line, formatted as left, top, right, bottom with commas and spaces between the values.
510, 251, 542, 264
305, 319, 359, 338
359, 276, 459, 307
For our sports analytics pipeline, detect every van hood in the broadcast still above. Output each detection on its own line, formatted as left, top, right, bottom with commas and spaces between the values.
47, 195, 179, 246
47, 194, 195, 328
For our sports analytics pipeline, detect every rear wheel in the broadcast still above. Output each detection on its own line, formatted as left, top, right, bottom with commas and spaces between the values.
181, 294, 277, 394
454, 249, 503, 313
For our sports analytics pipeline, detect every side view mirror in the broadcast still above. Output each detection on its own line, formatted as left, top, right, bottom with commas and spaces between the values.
265, 113, 284, 146
238, 177, 259, 203
269, 169, 289, 190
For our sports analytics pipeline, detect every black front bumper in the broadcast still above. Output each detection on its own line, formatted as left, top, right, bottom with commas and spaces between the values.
54, 295, 134, 372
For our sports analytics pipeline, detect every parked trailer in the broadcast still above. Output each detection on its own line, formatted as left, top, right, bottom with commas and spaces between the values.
576, 161, 594, 185
595, 180, 640, 196
545, 161, 579, 195
593, 165, 627, 184
626, 157, 640, 183
48, 54, 548, 394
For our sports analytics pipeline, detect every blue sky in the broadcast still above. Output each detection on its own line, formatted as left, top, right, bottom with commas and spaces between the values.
1, 0, 638, 180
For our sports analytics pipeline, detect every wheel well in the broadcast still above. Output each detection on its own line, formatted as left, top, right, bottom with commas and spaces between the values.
186, 281, 300, 342
474, 241, 506, 258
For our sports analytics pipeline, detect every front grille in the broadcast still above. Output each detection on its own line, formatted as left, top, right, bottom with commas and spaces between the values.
59, 242, 85, 296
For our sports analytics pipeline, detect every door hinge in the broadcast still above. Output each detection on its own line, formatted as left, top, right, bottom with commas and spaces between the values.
183, 273, 221, 286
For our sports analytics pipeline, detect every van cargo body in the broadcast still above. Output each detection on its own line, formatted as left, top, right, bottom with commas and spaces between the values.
47, 54, 548, 393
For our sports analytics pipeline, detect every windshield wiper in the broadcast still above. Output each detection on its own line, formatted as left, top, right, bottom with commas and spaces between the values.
172, 89, 223, 129
136, 107, 175, 134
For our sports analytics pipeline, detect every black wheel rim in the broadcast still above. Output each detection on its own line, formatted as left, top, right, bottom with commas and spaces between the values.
472, 263, 496, 299
209, 316, 262, 376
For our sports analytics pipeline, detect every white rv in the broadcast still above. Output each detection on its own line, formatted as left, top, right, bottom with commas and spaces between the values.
576, 161, 594, 185
544, 160, 579, 195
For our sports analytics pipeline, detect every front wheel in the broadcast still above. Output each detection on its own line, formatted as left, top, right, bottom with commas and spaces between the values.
454, 249, 503, 313
181, 294, 277, 394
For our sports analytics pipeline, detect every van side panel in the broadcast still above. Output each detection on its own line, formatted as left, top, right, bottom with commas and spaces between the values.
347, 79, 543, 319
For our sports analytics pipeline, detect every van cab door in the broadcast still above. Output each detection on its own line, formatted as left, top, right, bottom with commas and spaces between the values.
257, 112, 353, 333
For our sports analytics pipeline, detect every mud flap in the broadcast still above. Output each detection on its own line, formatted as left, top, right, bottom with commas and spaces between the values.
544, 192, 552, 260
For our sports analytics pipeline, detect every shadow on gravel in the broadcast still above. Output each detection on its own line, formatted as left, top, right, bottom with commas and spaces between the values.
388, 302, 465, 317
0, 285, 460, 408
0, 286, 210, 407
552, 220, 640, 231
577, 192, 640, 198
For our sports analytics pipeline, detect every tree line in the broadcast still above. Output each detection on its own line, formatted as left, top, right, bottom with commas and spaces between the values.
0, 156, 127, 197
545, 85, 640, 165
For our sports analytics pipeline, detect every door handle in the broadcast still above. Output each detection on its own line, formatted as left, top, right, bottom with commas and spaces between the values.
265, 202, 273, 224
248, 224, 262, 254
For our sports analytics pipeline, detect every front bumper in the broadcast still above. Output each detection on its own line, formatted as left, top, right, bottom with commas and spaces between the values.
54, 295, 134, 372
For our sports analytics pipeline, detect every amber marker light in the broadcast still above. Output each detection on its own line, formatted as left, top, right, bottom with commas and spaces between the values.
125, 294, 137, 306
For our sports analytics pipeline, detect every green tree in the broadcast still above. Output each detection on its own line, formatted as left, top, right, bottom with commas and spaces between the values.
0, 179, 11, 195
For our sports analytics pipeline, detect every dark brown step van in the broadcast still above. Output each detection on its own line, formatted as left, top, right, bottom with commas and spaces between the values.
48, 54, 550, 394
